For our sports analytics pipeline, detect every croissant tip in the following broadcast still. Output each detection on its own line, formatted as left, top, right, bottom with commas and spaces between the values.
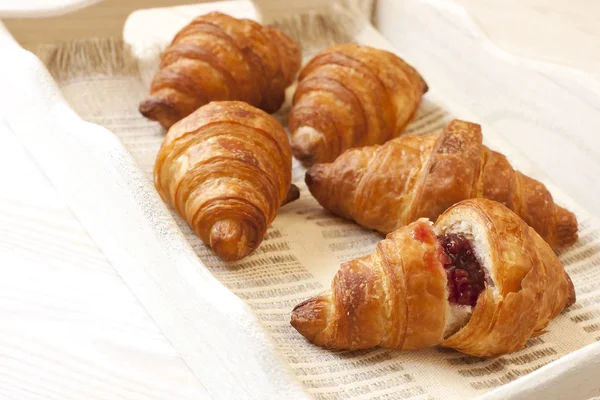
209, 219, 253, 261
139, 96, 178, 129
282, 184, 301, 206
565, 272, 576, 308
291, 126, 327, 166
554, 206, 578, 248
139, 97, 159, 118
291, 293, 330, 343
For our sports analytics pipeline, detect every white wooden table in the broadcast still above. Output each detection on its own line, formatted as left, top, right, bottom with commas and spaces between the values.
1, 0, 599, 398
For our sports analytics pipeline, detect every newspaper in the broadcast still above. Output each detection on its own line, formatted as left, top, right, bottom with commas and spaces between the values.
30, 15, 600, 400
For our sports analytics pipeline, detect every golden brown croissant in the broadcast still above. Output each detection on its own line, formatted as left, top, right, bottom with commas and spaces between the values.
140, 12, 302, 129
154, 101, 299, 261
291, 199, 575, 356
289, 43, 427, 166
306, 119, 577, 249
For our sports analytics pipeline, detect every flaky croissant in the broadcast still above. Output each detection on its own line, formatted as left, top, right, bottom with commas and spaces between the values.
140, 12, 302, 129
306, 119, 577, 249
291, 199, 575, 356
289, 43, 427, 166
154, 101, 299, 261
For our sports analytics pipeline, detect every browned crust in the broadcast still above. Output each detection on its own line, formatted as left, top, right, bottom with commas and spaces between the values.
293, 75, 368, 147
154, 101, 295, 260
409, 120, 483, 222
305, 119, 578, 249
387, 221, 447, 349
281, 184, 301, 206
291, 199, 575, 357
290, 219, 447, 350
290, 43, 427, 166
439, 199, 574, 356
288, 101, 343, 165
139, 12, 301, 129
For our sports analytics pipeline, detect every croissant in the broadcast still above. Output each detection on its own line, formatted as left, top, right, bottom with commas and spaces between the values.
306, 119, 577, 249
289, 43, 427, 166
291, 199, 575, 356
154, 101, 299, 261
140, 12, 302, 129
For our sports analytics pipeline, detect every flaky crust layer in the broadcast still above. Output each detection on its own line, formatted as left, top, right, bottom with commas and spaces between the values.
437, 199, 575, 356
291, 199, 575, 357
291, 219, 448, 350
140, 12, 301, 128
289, 43, 427, 166
306, 119, 577, 249
154, 101, 298, 261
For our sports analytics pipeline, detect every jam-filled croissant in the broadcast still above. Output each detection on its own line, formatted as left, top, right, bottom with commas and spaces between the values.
306, 119, 577, 249
291, 199, 575, 357
289, 43, 427, 166
154, 101, 299, 261
140, 12, 301, 129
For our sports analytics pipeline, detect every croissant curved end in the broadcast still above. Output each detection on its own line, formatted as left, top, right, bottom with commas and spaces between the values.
554, 205, 578, 248
290, 292, 331, 344
420, 76, 429, 94
565, 272, 577, 307
139, 96, 179, 129
291, 126, 327, 166
209, 219, 252, 261
282, 184, 301, 206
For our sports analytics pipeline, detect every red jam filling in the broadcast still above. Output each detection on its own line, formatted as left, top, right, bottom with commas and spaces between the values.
438, 233, 486, 307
